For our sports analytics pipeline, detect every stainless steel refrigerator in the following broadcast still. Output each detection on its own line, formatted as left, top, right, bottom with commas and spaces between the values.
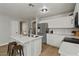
38, 23, 48, 43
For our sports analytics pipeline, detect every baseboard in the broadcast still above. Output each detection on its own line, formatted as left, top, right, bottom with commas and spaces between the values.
0, 42, 9, 46
0, 40, 15, 46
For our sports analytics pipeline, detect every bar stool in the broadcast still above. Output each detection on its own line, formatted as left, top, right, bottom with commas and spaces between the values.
12, 45, 24, 56
7, 42, 17, 56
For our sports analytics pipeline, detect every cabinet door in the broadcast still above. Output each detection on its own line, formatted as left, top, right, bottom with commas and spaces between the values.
47, 34, 64, 47
76, 4, 79, 12
33, 38, 42, 56
48, 35, 60, 47
47, 34, 52, 45
47, 34, 57, 46
52, 35, 64, 47
24, 42, 32, 56
48, 16, 74, 28
66, 16, 74, 28
23, 41, 36, 56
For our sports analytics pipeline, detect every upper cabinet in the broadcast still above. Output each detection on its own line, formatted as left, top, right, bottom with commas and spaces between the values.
39, 15, 74, 28
74, 4, 79, 13
74, 4, 77, 13
48, 16, 74, 28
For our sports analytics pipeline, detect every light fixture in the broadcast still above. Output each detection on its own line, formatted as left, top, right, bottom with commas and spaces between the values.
28, 3, 34, 7
40, 6, 48, 13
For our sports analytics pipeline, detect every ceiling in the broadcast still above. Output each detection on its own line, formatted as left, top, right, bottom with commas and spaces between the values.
0, 3, 75, 20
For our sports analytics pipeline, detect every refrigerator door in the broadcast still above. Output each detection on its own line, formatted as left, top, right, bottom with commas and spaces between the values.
38, 23, 48, 43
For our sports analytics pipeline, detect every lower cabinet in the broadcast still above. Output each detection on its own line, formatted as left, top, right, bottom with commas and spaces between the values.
33, 38, 42, 56
23, 38, 42, 56
47, 34, 65, 47
23, 42, 32, 56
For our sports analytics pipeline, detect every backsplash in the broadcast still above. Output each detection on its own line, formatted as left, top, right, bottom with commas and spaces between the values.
53, 28, 73, 35
48, 28, 79, 35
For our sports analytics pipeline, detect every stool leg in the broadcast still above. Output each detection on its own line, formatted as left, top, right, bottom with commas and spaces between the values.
22, 48, 24, 56
7, 45, 11, 56
7, 45, 9, 55
20, 49, 21, 56
12, 48, 14, 56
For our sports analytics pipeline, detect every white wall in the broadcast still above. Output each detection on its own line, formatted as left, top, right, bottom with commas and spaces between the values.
11, 20, 20, 36
0, 15, 21, 46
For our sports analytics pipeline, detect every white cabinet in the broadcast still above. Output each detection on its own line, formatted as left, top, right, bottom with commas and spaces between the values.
47, 34, 65, 47
74, 4, 77, 13
23, 37, 42, 56
47, 34, 53, 46
11, 35, 42, 56
33, 38, 42, 56
75, 4, 79, 13
48, 16, 74, 28
11, 20, 20, 36
23, 42, 32, 56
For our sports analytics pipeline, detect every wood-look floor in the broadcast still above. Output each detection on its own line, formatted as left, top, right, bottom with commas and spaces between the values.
0, 44, 59, 56
40, 44, 59, 56
0, 45, 8, 56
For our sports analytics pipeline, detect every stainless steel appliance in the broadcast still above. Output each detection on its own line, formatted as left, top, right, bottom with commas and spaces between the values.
38, 23, 48, 43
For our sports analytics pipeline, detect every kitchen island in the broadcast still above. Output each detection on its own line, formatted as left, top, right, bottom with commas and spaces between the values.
11, 35, 43, 56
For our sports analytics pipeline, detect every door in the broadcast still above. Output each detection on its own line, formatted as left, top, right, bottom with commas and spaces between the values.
32, 21, 36, 34
11, 20, 20, 36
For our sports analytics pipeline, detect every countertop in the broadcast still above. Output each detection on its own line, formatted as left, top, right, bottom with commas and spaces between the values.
47, 33, 79, 39
11, 35, 43, 44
